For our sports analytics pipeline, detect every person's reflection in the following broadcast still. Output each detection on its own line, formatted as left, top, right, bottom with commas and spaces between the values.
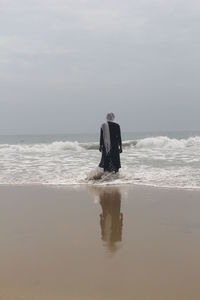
88, 186, 123, 253
99, 188, 123, 253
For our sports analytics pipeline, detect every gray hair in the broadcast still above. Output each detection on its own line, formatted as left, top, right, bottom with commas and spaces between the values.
106, 112, 115, 122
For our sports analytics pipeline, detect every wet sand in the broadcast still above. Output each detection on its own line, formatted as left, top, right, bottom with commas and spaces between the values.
0, 185, 200, 300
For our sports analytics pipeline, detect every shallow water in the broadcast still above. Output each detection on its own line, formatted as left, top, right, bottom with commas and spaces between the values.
1, 132, 200, 188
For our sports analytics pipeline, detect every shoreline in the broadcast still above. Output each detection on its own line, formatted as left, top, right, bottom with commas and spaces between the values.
0, 182, 200, 192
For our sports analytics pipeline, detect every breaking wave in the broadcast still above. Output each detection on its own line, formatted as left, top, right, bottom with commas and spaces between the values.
1, 136, 200, 152
135, 136, 200, 149
0, 135, 200, 188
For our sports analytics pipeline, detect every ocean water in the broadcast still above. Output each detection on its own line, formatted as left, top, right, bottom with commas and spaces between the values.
1, 131, 200, 189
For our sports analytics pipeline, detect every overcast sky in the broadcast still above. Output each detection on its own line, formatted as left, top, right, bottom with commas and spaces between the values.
0, 0, 200, 134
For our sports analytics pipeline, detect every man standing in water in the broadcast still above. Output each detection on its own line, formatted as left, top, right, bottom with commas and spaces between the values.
99, 113, 122, 173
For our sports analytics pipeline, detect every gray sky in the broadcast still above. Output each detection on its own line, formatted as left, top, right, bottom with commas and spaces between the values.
1, 0, 200, 134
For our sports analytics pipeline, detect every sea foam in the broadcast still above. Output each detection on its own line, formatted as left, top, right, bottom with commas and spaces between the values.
0, 136, 200, 188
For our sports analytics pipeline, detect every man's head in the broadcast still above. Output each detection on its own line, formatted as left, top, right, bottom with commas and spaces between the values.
106, 112, 115, 122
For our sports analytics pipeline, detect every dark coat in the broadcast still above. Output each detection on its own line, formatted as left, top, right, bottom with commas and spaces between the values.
99, 122, 122, 172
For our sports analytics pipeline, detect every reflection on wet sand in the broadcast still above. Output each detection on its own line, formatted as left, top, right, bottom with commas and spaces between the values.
89, 187, 123, 253
2, 187, 200, 299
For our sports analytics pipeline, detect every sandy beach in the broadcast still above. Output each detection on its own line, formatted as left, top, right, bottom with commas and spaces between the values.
0, 185, 200, 300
